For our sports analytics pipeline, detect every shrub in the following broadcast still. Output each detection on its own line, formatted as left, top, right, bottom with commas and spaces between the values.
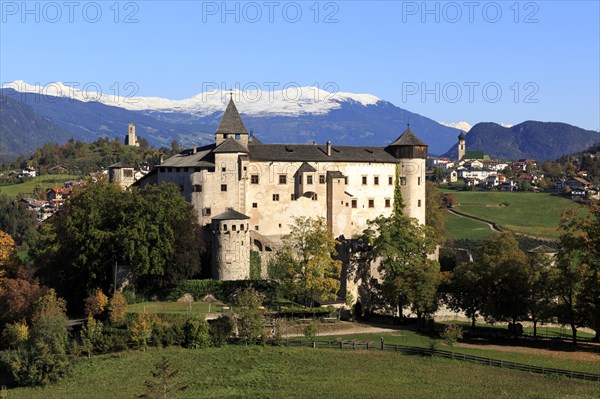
303, 321, 319, 340
210, 316, 234, 347
183, 317, 210, 349
1, 321, 29, 348
151, 323, 185, 348
108, 291, 127, 325
441, 324, 463, 354
1, 341, 69, 386
84, 288, 109, 318
130, 313, 153, 351
80, 316, 103, 358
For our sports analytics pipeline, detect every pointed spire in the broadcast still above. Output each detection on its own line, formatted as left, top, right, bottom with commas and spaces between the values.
215, 97, 248, 135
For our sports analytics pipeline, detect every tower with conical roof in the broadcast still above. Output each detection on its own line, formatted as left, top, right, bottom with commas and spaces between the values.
385, 126, 427, 224
457, 131, 466, 160
215, 97, 249, 148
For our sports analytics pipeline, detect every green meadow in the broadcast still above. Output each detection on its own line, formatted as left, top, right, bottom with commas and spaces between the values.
443, 191, 586, 239
0, 174, 81, 198
5, 346, 598, 399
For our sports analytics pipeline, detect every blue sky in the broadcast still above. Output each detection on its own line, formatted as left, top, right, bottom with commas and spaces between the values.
1, 0, 599, 130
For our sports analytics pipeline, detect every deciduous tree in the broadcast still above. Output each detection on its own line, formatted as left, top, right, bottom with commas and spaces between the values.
268, 217, 341, 306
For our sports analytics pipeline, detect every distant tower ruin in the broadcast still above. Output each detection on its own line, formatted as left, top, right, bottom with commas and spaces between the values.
126, 123, 139, 147
457, 131, 466, 160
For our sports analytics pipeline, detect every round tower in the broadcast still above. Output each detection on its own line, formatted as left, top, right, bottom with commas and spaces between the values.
385, 126, 427, 224
211, 209, 251, 280
457, 131, 466, 161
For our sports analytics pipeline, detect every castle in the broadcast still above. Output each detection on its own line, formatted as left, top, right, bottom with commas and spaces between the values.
138, 98, 427, 290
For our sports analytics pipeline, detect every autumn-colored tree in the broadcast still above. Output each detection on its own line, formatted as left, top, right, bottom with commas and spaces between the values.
0, 230, 15, 276
108, 291, 127, 324
131, 313, 153, 351
268, 217, 341, 306
84, 288, 109, 318
0, 270, 46, 326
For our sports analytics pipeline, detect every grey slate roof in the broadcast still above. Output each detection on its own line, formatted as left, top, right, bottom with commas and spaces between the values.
215, 99, 248, 134
388, 128, 427, 147
248, 134, 262, 144
327, 170, 345, 178
214, 138, 248, 153
295, 162, 318, 174
212, 209, 251, 220
109, 162, 131, 168
159, 144, 216, 167
249, 144, 399, 163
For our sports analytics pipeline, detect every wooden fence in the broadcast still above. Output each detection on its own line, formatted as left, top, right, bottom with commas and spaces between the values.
267, 339, 600, 382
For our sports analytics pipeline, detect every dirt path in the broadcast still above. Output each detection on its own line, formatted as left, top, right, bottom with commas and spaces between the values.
447, 208, 502, 232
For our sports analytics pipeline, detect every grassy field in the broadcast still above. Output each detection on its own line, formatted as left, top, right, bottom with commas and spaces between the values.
127, 301, 225, 315
443, 191, 586, 239
5, 346, 599, 399
445, 211, 492, 239
0, 174, 81, 198
319, 330, 600, 374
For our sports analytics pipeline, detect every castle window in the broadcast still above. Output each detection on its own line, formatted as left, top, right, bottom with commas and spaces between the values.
418, 177, 421, 185
362, 176, 367, 185
124, 169, 133, 178
319, 175, 326, 184
195, 167, 202, 172
222, 167, 226, 172
251, 175, 259, 184
204, 208, 211, 216
159, 167, 165, 172
351, 199, 357, 208
368, 199, 375, 208
389, 176, 393, 185
221, 184, 227, 192
374, 176, 379, 185
252, 203, 258, 208
223, 224, 228, 231
179, 185, 184, 192
273, 194, 279, 201
193, 184, 202, 192
344, 177, 348, 184
312, 194, 318, 201
291, 194, 295, 201
175, 168, 180, 172
279, 175, 287, 184
235, 134, 241, 140
385, 199, 391, 208
167, 168, 172, 173
232, 225, 237, 231
240, 224, 244, 231
278, 223, 282, 228
418, 199, 422, 207
307, 175, 313, 185
400, 177, 407, 185
255, 225, 259, 231
223, 134, 228, 139
183, 167, 189, 172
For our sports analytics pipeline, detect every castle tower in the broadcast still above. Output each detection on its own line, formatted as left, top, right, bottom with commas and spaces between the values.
215, 97, 248, 148
457, 131, 466, 160
126, 123, 139, 147
211, 209, 251, 280
385, 126, 427, 224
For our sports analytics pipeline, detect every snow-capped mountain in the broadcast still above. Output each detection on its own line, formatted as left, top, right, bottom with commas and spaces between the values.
2, 81, 381, 116
438, 121, 472, 132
